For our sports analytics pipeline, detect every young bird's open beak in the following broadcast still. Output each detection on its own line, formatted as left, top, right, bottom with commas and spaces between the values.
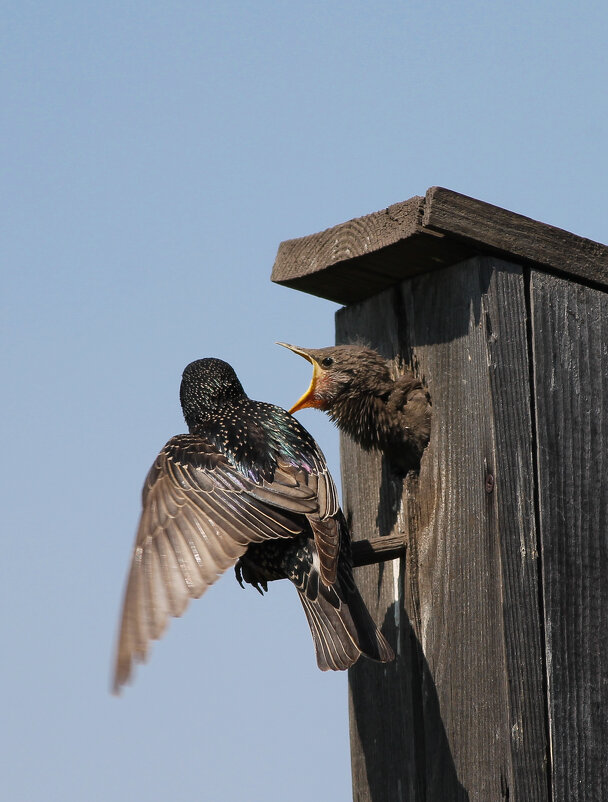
276, 342, 328, 413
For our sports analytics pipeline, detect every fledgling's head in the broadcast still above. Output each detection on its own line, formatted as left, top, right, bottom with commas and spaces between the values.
277, 343, 392, 413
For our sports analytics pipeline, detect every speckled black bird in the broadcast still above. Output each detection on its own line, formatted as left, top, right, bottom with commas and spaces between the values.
278, 343, 431, 474
113, 358, 393, 692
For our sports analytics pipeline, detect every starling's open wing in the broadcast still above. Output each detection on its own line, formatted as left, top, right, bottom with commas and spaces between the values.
113, 434, 320, 693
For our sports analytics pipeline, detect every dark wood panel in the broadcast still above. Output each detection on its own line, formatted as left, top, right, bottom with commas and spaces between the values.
338, 257, 548, 801
531, 271, 608, 801
483, 266, 549, 800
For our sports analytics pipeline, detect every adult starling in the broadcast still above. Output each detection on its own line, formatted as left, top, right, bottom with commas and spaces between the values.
278, 343, 431, 474
113, 358, 393, 692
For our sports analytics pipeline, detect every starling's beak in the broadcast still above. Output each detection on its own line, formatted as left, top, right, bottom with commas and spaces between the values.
276, 342, 327, 413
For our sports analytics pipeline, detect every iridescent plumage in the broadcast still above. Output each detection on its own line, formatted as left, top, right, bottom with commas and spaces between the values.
113, 358, 393, 692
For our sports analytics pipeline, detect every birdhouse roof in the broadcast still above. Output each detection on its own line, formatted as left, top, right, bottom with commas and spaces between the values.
271, 187, 608, 305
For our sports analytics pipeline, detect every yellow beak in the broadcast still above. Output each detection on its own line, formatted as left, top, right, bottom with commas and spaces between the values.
276, 342, 327, 413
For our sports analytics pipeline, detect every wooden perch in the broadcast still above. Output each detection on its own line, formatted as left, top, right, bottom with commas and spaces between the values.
351, 535, 406, 567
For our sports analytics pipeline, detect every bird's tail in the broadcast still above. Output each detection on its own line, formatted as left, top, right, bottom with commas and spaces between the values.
297, 569, 394, 671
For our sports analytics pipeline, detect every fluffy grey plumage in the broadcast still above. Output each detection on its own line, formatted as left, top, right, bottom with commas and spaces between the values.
279, 343, 431, 474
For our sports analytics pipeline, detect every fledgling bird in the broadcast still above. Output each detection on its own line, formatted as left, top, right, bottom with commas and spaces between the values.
278, 343, 431, 474
113, 357, 393, 693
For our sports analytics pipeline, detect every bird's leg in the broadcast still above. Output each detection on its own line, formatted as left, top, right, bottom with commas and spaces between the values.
235, 556, 269, 595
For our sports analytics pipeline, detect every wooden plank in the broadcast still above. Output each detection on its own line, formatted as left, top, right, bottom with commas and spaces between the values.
531, 271, 608, 801
270, 196, 473, 305
271, 188, 608, 304
272, 196, 423, 284
423, 187, 608, 289
338, 257, 548, 801
483, 266, 550, 800
271, 230, 476, 305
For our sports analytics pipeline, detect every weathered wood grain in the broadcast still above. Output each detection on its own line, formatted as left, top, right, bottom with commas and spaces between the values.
271, 196, 474, 305
273, 195, 422, 284
271, 188, 608, 304
531, 271, 608, 801
423, 187, 608, 288
338, 257, 548, 801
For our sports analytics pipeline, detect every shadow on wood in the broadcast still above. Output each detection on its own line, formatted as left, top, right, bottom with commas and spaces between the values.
376, 460, 404, 537
349, 601, 470, 801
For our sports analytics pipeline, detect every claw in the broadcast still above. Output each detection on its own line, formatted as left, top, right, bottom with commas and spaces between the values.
235, 557, 268, 595
235, 561, 245, 589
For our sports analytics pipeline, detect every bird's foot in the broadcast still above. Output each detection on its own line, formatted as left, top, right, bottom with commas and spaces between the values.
235, 557, 269, 595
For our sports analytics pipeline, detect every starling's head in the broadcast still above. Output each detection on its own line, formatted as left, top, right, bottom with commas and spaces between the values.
180, 358, 246, 429
277, 343, 392, 413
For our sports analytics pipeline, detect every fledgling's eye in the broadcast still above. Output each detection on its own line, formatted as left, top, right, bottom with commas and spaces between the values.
321, 357, 334, 367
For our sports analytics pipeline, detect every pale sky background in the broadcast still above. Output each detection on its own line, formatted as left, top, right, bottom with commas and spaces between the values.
2, 2, 607, 800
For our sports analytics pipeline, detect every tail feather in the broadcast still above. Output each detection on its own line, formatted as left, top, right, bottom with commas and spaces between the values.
299, 593, 361, 670
298, 578, 394, 671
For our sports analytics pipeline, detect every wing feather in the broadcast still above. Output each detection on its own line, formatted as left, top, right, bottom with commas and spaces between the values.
113, 433, 331, 692
113, 430, 350, 692
144, 542, 169, 640
178, 506, 226, 583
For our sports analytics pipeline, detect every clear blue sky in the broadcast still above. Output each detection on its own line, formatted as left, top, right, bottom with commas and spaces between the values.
3, 2, 606, 800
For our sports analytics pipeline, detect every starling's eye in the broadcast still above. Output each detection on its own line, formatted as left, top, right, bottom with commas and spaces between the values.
321, 357, 334, 368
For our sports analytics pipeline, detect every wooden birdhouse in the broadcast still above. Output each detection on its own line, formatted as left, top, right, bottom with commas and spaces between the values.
272, 187, 608, 802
